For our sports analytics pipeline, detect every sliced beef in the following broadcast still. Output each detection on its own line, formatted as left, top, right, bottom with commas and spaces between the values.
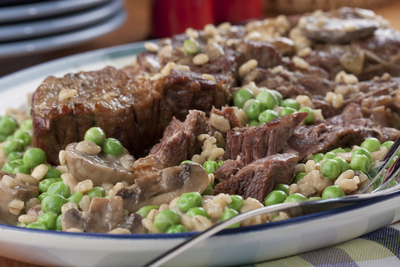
285, 103, 388, 160
61, 196, 123, 233
213, 157, 243, 183
32, 67, 229, 164
116, 162, 209, 212
149, 110, 209, 167
225, 112, 307, 165
299, 7, 380, 44
214, 154, 298, 202
0, 172, 39, 225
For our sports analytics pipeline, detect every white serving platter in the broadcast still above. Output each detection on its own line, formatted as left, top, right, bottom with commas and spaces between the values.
0, 42, 399, 267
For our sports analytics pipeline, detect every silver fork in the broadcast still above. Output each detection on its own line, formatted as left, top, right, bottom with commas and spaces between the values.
143, 137, 400, 267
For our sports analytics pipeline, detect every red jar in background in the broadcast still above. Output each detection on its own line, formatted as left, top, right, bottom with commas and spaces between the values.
213, 0, 263, 24
152, 0, 214, 38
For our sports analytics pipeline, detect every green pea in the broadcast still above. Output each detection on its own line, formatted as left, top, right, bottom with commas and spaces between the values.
84, 127, 106, 146
154, 210, 181, 233
23, 148, 47, 169
0, 135, 6, 142
2, 139, 24, 155
39, 178, 63, 193
177, 192, 203, 213
284, 193, 307, 203
312, 153, 324, 163
248, 120, 260, 127
12, 165, 30, 175
187, 207, 209, 218
361, 138, 381, 153
298, 107, 314, 124
280, 107, 296, 116
47, 182, 71, 198
6, 135, 13, 141
67, 192, 84, 205
180, 160, 195, 165
228, 195, 244, 211
322, 185, 345, 199
309, 197, 322, 201
381, 141, 394, 153
13, 130, 31, 147
270, 90, 283, 103
279, 99, 299, 110
2, 161, 20, 173
201, 184, 212, 196
331, 148, 345, 154
233, 88, 254, 109
38, 192, 49, 202
220, 208, 240, 229
7, 151, 23, 161
87, 187, 106, 198
12, 159, 24, 165
44, 167, 62, 179
273, 184, 289, 195
41, 195, 67, 214
17, 222, 27, 228
245, 100, 262, 120
258, 110, 279, 124
332, 157, 351, 173
26, 222, 47, 230
20, 119, 33, 130
321, 159, 341, 180
136, 205, 159, 218
352, 148, 373, 166
166, 224, 188, 233
264, 190, 287, 206
183, 39, 200, 54
344, 148, 352, 152
350, 154, 370, 174
203, 160, 218, 174
323, 152, 336, 160
0, 115, 17, 136
256, 90, 278, 110
294, 172, 306, 183
218, 161, 223, 167
56, 214, 63, 231
38, 212, 58, 230
388, 156, 398, 168
102, 138, 124, 156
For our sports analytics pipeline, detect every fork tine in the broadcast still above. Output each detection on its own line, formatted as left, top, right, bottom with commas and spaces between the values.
373, 154, 400, 192
358, 137, 400, 194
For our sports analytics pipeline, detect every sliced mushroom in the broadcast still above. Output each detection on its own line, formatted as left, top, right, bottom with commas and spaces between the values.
61, 196, 123, 233
118, 213, 147, 234
65, 142, 136, 186
299, 7, 379, 44
0, 172, 39, 225
116, 162, 209, 212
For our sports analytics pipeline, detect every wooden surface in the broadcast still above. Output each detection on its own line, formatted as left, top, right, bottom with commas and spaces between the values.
1, 0, 400, 266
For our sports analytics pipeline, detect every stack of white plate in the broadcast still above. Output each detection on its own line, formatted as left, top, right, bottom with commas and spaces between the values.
0, 0, 126, 59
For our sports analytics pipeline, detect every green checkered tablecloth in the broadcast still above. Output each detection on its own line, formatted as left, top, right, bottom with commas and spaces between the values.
246, 221, 400, 267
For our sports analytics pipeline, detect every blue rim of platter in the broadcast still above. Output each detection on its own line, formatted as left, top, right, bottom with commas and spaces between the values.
0, 0, 123, 42
0, 40, 399, 240
0, 0, 110, 23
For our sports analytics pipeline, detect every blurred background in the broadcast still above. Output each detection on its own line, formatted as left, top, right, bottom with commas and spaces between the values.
0, 0, 399, 78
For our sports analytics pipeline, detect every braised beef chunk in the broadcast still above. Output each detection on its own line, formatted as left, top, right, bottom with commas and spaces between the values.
214, 154, 298, 202
285, 104, 390, 160
0, 172, 38, 225
213, 157, 243, 183
299, 7, 379, 44
233, 40, 283, 69
32, 67, 229, 164
225, 112, 308, 165
242, 67, 335, 99
149, 110, 209, 167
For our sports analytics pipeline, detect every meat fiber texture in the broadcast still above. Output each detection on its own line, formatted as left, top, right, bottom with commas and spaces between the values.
225, 112, 308, 165
214, 153, 298, 202
31, 66, 228, 164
